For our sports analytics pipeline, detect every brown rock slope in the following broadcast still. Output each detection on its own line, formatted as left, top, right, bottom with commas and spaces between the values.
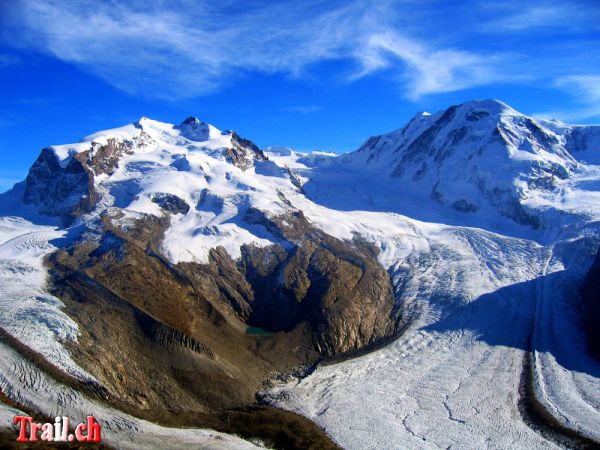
45, 206, 401, 447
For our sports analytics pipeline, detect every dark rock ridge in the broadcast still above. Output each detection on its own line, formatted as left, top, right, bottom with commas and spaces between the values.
390, 104, 459, 178
151, 192, 190, 214
23, 133, 153, 224
228, 132, 268, 170
23, 148, 94, 224
177, 116, 268, 170
583, 247, 600, 359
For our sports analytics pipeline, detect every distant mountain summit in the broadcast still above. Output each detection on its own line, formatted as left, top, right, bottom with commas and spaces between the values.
302, 99, 600, 234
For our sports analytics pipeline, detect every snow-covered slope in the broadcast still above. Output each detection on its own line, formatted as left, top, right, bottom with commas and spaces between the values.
263, 215, 600, 448
21, 116, 291, 263
1, 100, 600, 448
299, 100, 600, 242
260, 101, 600, 448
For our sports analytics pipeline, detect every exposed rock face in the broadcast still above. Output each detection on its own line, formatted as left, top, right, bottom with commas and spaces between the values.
86, 137, 135, 176
227, 132, 268, 170
390, 105, 459, 179
238, 209, 399, 355
453, 199, 479, 213
49, 211, 314, 414
23, 134, 153, 224
583, 248, 600, 358
151, 192, 190, 214
23, 148, 94, 223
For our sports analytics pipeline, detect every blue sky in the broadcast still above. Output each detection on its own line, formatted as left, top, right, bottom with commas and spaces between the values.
0, 0, 599, 192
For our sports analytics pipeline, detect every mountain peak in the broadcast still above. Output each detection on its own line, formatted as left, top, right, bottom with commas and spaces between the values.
340, 98, 589, 228
177, 116, 222, 142
456, 99, 517, 117
409, 111, 431, 121
181, 116, 202, 125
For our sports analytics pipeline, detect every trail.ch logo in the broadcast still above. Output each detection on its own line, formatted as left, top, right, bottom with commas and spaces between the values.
12, 415, 101, 443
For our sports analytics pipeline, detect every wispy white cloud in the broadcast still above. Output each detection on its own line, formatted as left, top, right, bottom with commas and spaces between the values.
479, 0, 600, 33
282, 105, 322, 114
351, 32, 505, 99
537, 75, 600, 122
556, 75, 600, 103
2, 0, 597, 111
1, 0, 503, 100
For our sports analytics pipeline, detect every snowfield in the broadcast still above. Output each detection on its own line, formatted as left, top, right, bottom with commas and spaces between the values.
1, 100, 600, 448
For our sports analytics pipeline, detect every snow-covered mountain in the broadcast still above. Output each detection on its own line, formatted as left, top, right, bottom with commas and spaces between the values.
300, 99, 600, 241
1, 100, 600, 449
16, 99, 600, 250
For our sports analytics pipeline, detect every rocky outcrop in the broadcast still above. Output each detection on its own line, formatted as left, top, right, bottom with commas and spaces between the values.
86, 137, 134, 176
23, 148, 96, 224
227, 132, 268, 170
452, 199, 479, 213
583, 248, 600, 358
286, 167, 305, 192
23, 133, 153, 224
182, 207, 401, 356
151, 192, 190, 214
238, 209, 399, 355
49, 212, 309, 414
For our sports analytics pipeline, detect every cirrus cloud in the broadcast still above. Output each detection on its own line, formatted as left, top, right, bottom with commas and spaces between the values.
0, 0, 507, 100
536, 75, 600, 122
1, 0, 598, 116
